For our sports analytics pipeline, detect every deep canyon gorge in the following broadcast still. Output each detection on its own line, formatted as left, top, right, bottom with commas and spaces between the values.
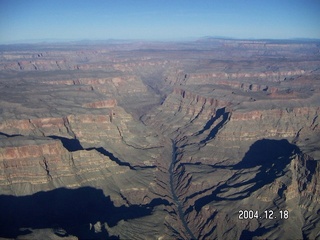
0, 38, 319, 239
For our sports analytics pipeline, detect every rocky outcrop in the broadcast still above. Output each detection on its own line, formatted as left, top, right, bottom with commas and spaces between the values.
286, 153, 320, 202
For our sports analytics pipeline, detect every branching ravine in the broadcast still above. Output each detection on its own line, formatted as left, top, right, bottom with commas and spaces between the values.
42, 157, 52, 180
63, 116, 77, 139
169, 140, 196, 240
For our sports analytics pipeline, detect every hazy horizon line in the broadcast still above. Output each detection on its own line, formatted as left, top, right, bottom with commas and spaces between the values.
1, 36, 320, 45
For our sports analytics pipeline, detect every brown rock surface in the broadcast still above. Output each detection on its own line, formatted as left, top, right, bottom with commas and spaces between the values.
0, 38, 319, 239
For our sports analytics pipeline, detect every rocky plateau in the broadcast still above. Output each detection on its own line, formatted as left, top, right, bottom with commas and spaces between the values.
0, 39, 319, 239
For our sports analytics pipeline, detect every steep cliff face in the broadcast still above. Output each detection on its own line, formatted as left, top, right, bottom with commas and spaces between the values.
0, 137, 70, 189
0, 117, 72, 137
0, 136, 129, 198
143, 87, 232, 143
218, 106, 320, 141
188, 69, 307, 84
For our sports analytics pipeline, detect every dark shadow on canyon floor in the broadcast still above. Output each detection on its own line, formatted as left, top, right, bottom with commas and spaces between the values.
194, 139, 300, 212
233, 138, 300, 169
87, 146, 135, 169
0, 132, 22, 137
47, 136, 141, 170
0, 187, 169, 239
240, 225, 278, 240
48, 135, 84, 152
196, 108, 226, 136
199, 107, 230, 144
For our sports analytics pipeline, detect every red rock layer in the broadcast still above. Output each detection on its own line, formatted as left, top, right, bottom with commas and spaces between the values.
173, 88, 232, 108
0, 117, 71, 137
0, 137, 71, 187
83, 99, 117, 108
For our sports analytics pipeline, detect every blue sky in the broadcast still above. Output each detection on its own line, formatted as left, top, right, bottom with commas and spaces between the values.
0, 0, 319, 43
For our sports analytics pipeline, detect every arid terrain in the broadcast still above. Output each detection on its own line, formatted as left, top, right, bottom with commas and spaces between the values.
0, 38, 319, 239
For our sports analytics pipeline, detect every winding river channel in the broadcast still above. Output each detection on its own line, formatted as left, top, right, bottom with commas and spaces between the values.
169, 140, 196, 240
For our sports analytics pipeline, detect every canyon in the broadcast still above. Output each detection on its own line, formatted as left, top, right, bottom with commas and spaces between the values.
0, 38, 319, 239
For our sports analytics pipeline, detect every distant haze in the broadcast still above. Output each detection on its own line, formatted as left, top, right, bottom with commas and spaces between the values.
0, 0, 320, 44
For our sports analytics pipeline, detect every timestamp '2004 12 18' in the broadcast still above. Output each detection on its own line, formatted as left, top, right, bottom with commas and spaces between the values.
238, 210, 289, 220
